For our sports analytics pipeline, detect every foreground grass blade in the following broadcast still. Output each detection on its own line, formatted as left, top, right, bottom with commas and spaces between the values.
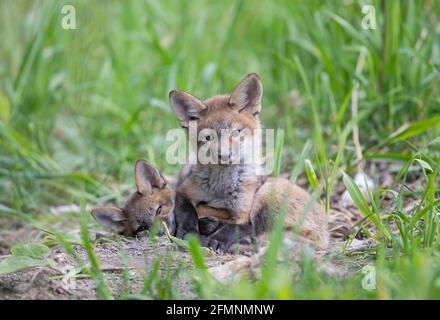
187, 236, 212, 298
342, 170, 391, 240
80, 206, 113, 300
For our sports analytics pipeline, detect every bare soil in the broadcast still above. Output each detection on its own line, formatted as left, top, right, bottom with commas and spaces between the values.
0, 163, 425, 299
0, 215, 355, 300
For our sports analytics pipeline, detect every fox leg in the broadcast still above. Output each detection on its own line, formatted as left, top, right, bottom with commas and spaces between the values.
173, 193, 199, 239
200, 222, 254, 254
174, 178, 206, 239
196, 205, 234, 222
198, 218, 223, 236
197, 185, 256, 224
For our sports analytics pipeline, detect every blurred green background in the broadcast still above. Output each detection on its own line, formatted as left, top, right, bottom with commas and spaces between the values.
1, 0, 439, 213
0, 0, 440, 300
0, 0, 438, 220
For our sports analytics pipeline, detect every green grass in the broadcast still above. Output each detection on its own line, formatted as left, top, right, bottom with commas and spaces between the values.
0, 0, 439, 299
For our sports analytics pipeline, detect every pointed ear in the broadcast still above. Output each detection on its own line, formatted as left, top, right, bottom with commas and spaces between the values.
91, 206, 126, 232
135, 160, 166, 193
229, 73, 263, 116
169, 90, 207, 128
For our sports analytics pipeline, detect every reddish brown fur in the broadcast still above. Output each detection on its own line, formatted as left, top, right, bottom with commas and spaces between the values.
121, 186, 175, 236
170, 74, 329, 250
251, 177, 329, 250
91, 160, 175, 237
198, 95, 260, 132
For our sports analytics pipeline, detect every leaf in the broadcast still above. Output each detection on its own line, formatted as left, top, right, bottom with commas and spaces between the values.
11, 243, 50, 259
342, 171, 372, 216
364, 153, 411, 162
342, 171, 391, 239
188, 236, 207, 270
161, 221, 189, 249
304, 159, 319, 189
187, 235, 212, 298
169, 234, 191, 250
371, 117, 440, 151
273, 129, 285, 177
0, 256, 55, 275
161, 221, 212, 255
389, 116, 440, 142
414, 159, 433, 173
0, 243, 55, 275
289, 140, 311, 184
80, 207, 113, 300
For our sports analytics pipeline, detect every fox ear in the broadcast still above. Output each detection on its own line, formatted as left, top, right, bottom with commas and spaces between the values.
229, 73, 263, 116
169, 90, 207, 128
135, 160, 166, 193
91, 206, 126, 232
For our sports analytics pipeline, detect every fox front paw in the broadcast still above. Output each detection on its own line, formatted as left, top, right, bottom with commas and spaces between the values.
174, 203, 199, 239
200, 235, 231, 254
200, 223, 254, 254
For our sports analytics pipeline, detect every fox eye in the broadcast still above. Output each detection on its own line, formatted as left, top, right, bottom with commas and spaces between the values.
156, 206, 162, 215
137, 226, 147, 232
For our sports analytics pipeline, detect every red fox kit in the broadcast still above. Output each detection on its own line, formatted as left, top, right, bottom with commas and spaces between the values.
170, 73, 329, 250
91, 160, 175, 237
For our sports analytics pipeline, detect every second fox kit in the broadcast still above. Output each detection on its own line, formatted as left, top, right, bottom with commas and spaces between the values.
91, 160, 175, 237
170, 73, 329, 249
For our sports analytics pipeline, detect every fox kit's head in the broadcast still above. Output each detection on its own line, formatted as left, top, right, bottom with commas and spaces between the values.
91, 160, 175, 237
169, 73, 263, 165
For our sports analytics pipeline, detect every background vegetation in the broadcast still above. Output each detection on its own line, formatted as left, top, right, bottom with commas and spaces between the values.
0, 0, 439, 299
